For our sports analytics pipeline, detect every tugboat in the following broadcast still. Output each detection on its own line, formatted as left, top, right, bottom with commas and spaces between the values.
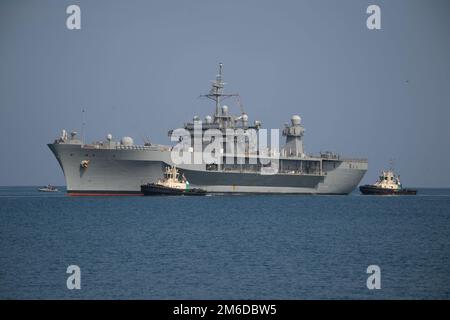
141, 166, 207, 196
38, 184, 59, 192
359, 170, 417, 195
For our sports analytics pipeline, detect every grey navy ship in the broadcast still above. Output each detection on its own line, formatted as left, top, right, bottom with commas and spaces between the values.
48, 64, 368, 195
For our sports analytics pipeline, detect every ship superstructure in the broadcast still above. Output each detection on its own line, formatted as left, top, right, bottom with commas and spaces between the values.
48, 64, 368, 195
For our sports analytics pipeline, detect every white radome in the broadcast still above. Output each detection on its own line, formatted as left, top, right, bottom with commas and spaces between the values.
120, 136, 134, 146
291, 115, 301, 126
222, 105, 228, 114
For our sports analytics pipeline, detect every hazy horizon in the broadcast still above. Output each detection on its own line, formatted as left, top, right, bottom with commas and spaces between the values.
1, 0, 450, 187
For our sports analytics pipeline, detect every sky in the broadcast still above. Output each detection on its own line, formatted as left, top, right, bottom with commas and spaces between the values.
0, 0, 449, 187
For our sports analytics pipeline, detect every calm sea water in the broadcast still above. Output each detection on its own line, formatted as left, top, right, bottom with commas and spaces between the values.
0, 187, 449, 299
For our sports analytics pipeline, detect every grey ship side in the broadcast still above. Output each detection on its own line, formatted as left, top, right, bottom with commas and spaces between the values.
48, 64, 367, 195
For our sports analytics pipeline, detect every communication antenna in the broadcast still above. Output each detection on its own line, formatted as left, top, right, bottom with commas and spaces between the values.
389, 158, 395, 171
140, 133, 151, 146
236, 94, 245, 115
81, 107, 86, 144
199, 63, 239, 121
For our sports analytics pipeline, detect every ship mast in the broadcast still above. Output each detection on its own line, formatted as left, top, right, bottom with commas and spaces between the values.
200, 63, 239, 123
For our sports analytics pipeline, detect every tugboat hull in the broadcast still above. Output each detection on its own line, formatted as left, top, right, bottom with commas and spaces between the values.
141, 183, 207, 196
359, 185, 417, 195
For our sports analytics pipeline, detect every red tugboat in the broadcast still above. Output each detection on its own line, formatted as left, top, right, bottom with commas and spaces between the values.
359, 169, 417, 195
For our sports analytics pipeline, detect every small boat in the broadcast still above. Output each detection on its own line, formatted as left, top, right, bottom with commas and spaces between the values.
359, 170, 417, 195
141, 166, 207, 196
38, 184, 59, 192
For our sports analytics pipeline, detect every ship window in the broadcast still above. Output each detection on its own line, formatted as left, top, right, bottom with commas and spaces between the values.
70, 153, 73, 156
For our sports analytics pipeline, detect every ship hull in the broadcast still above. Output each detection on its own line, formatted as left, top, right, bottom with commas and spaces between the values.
48, 143, 367, 195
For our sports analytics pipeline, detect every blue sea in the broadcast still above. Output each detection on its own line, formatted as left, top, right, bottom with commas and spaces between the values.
0, 187, 449, 299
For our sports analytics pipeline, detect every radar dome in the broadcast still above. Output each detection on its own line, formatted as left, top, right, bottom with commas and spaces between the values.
222, 105, 228, 115
120, 136, 134, 146
242, 114, 248, 121
106, 134, 112, 141
291, 115, 301, 126
205, 115, 212, 124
